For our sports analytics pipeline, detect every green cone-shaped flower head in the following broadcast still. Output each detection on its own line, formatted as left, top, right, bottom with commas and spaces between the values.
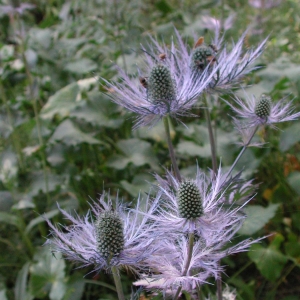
177, 180, 203, 219
191, 45, 215, 71
147, 65, 176, 105
255, 94, 272, 118
95, 211, 124, 260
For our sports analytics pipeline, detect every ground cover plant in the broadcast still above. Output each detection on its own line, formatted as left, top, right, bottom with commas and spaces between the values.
1, 0, 300, 299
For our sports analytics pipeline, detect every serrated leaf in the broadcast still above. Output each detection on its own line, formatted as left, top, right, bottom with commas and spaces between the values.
107, 139, 159, 171
49, 119, 102, 146
29, 248, 67, 300
15, 262, 33, 300
41, 83, 80, 119
287, 171, 300, 195
239, 204, 279, 235
248, 243, 288, 281
25, 209, 59, 234
279, 123, 300, 152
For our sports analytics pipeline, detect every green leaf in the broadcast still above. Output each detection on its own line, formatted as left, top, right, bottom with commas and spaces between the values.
25, 209, 59, 234
239, 204, 279, 235
0, 191, 13, 211
248, 242, 288, 282
0, 212, 21, 227
49, 119, 102, 146
15, 262, 33, 300
64, 58, 97, 74
41, 83, 80, 120
177, 141, 211, 158
107, 139, 159, 171
29, 248, 67, 300
70, 93, 123, 128
287, 171, 300, 196
62, 275, 85, 300
279, 123, 300, 152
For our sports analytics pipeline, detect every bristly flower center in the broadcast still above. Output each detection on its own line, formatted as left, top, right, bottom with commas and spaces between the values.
147, 65, 176, 105
255, 94, 272, 118
95, 211, 124, 260
177, 180, 203, 219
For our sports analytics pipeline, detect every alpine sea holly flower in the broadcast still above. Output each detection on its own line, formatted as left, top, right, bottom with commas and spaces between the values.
150, 166, 254, 244
103, 33, 219, 128
141, 234, 258, 294
228, 93, 300, 128
45, 193, 157, 274
191, 32, 268, 93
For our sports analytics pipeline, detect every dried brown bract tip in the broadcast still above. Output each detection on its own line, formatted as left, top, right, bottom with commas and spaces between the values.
194, 37, 204, 48
159, 53, 166, 60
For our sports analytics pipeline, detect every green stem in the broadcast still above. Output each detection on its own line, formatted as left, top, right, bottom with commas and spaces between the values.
163, 116, 182, 182
173, 232, 195, 300
204, 97, 218, 175
227, 126, 259, 178
84, 279, 117, 292
111, 266, 125, 300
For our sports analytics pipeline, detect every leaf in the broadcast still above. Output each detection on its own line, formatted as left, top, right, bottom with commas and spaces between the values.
0, 212, 21, 228
70, 93, 123, 128
25, 209, 59, 234
248, 240, 288, 281
107, 139, 159, 171
41, 83, 80, 120
279, 123, 300, 152
15, 263, 33, 300
177, 141, 211, 158
238, 204, 279, 235
0, 191, 13, 211
29, 248, 67, 300
62, 275, 85, 300
64, 58, 97, 74
287, 171, 300, 196
49, 119, 102, 146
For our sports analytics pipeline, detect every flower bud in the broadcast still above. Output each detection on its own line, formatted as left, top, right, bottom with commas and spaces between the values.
191, 45, 216, 71
177, 181, 203, 219
95, 211, 124, 259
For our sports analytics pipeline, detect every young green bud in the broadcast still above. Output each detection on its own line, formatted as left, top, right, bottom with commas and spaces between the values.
147, 65, 176, 105
191, 46, 215, 71
255, 95, 272, 118
95, 211, 124, 259
177, 180, 203, 219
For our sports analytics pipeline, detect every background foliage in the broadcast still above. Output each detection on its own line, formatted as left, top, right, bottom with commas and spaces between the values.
0, 0, 300, 299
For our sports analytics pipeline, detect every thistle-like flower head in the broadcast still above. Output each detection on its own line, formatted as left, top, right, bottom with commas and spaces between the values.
45, 193, 157, 274
102, 31, 219, 128
150, 166, 255, 244
228, 93, 300, 127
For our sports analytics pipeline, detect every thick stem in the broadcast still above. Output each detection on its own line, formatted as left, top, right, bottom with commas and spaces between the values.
204, 97, 218, 175
173, 232, 195, 300
111, 266, 125, 300
163, 116, 182, 182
